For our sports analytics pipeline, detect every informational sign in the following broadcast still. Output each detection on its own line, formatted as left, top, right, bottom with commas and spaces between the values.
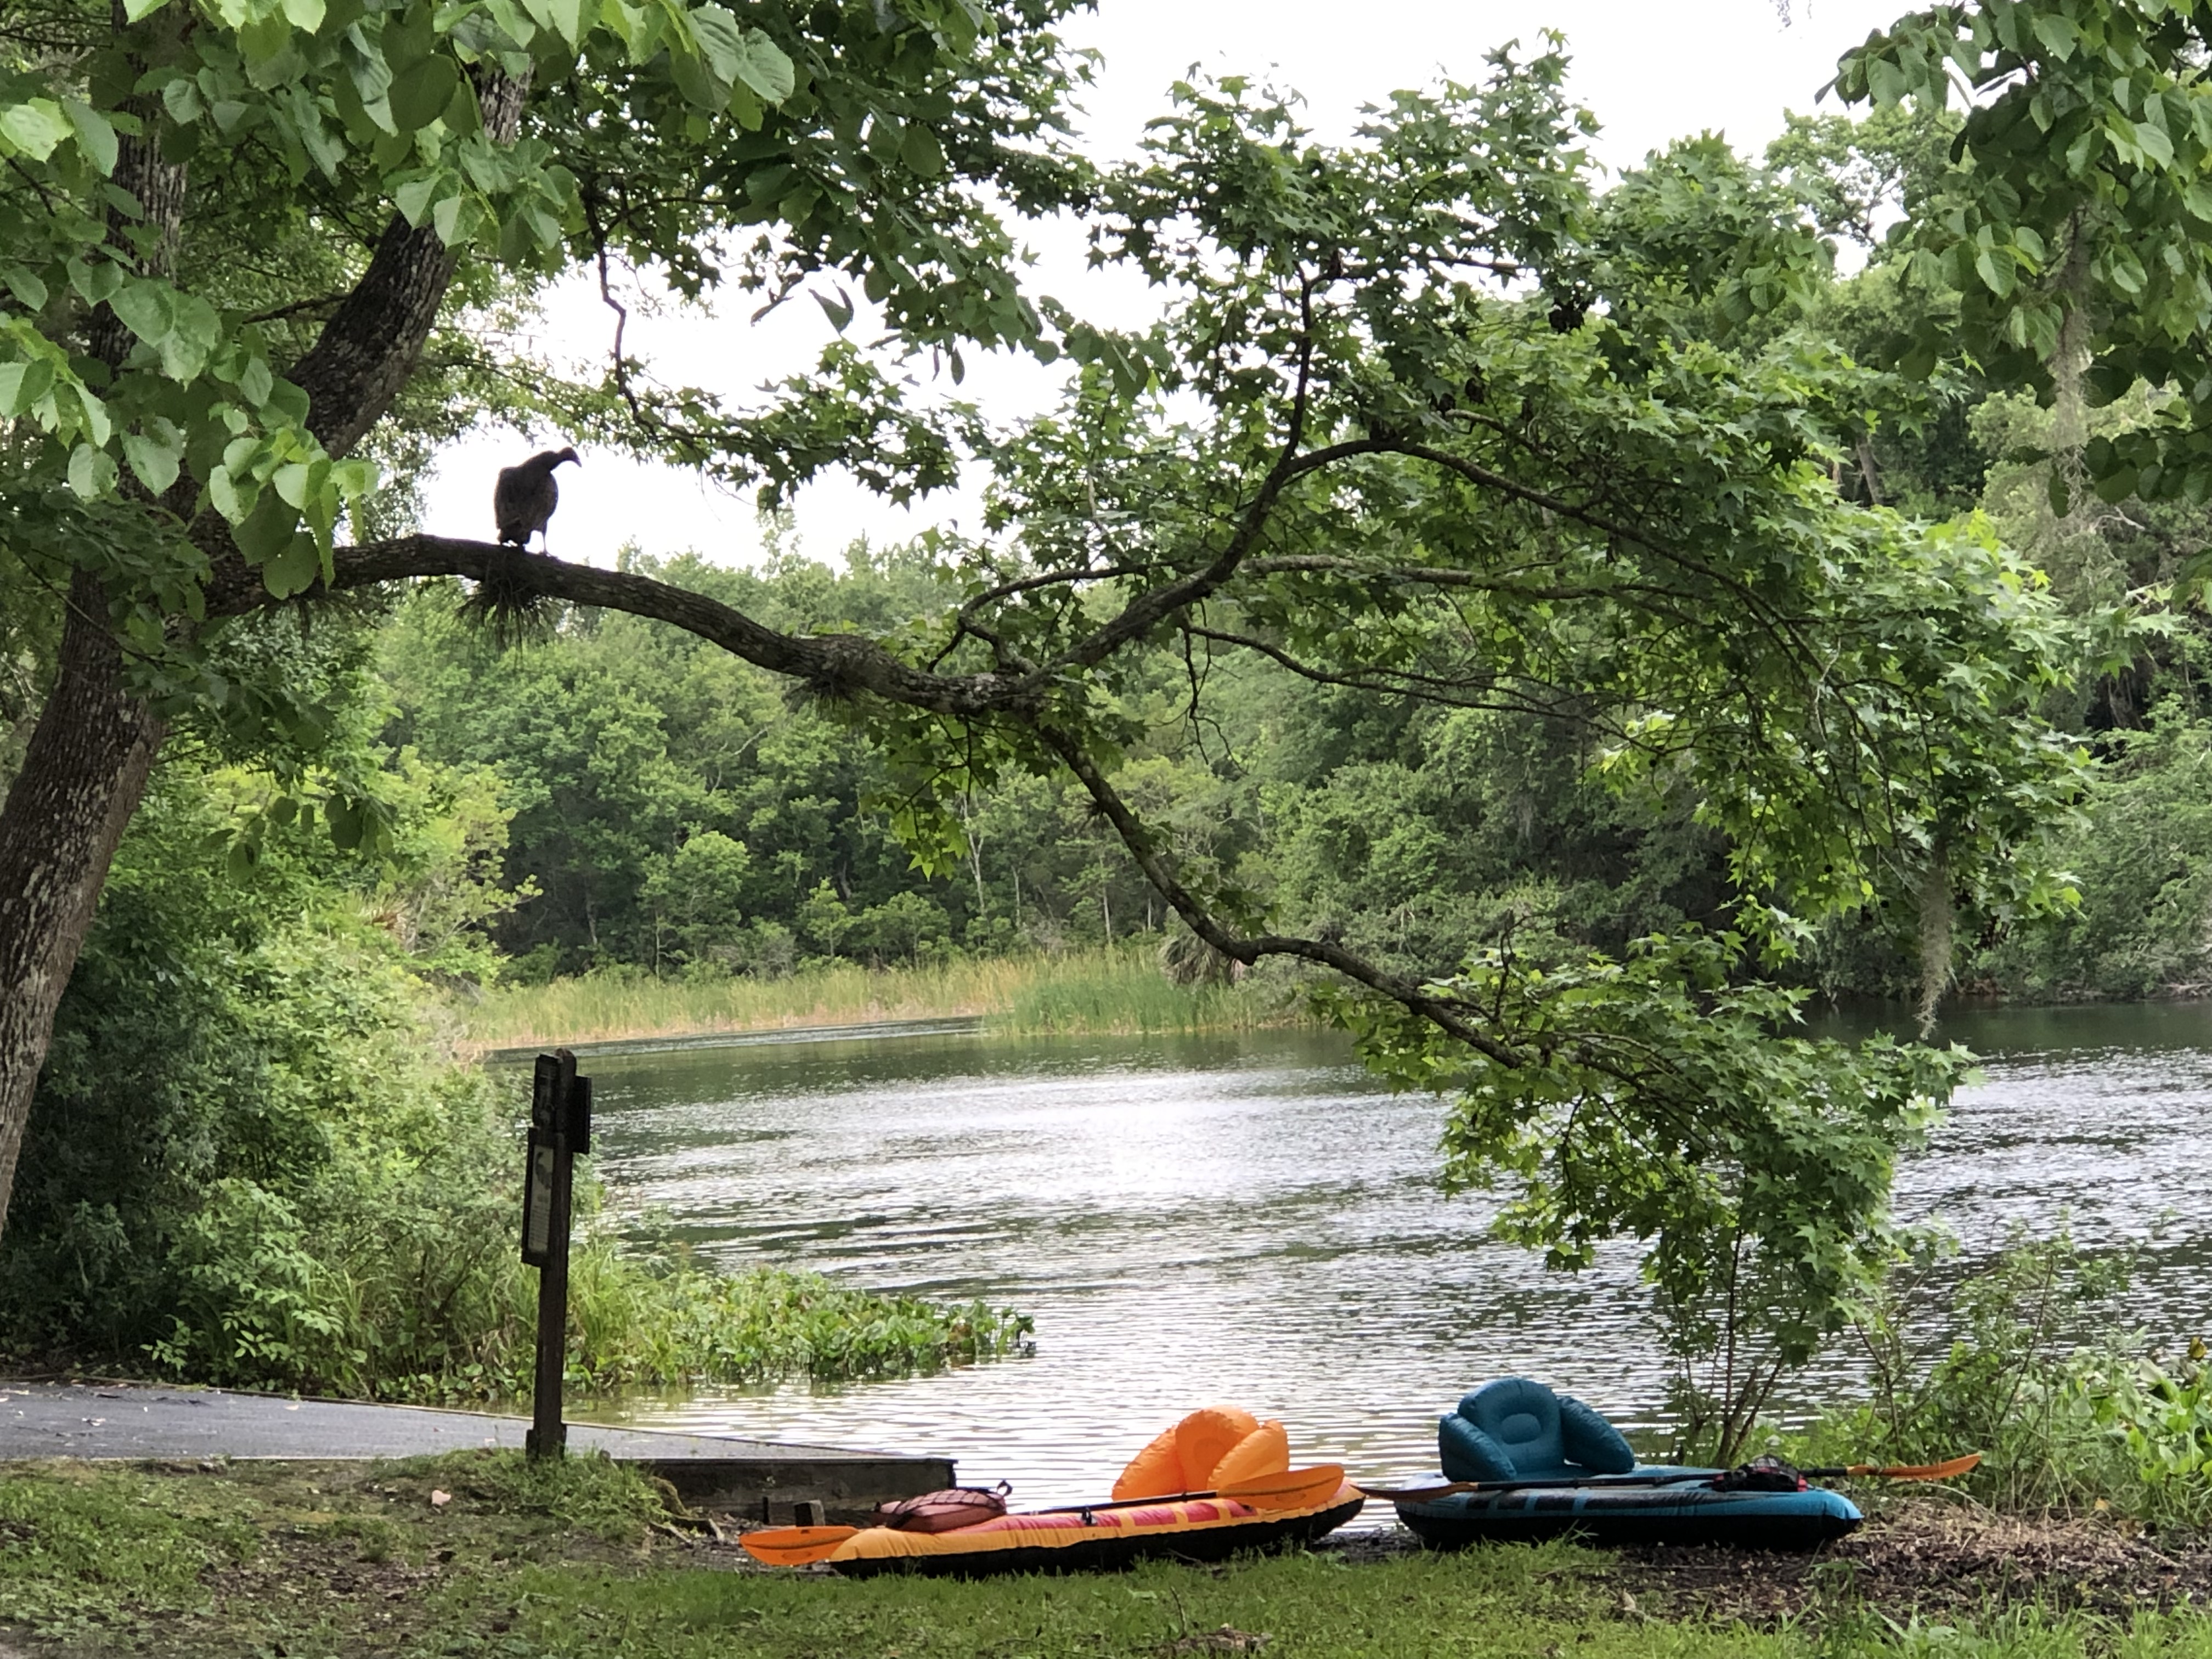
518, 1048, 590, 1459
521, 1133, 556, 1265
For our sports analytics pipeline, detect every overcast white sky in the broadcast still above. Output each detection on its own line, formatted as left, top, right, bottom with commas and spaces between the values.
417, 0, 1909, 565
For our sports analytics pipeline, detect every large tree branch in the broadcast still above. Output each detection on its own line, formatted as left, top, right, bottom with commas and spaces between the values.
1019, 437, 1393, 690
1033, 723, 1528, 1068
267, 536, 1034, 717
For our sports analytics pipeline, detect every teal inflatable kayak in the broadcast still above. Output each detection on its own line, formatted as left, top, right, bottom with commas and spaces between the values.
1393, 1471, 1861, 1549
1389, 1378, 1861, 1551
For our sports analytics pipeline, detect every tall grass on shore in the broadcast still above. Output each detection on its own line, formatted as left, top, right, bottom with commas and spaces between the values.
998, 950, 1286, 1035
463, 946, 1301, 1051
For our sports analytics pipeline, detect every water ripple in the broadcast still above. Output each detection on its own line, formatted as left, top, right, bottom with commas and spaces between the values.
557, 1012, 2212, 1511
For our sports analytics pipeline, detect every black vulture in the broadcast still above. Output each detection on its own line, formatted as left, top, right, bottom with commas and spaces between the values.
493, 447, 579, 550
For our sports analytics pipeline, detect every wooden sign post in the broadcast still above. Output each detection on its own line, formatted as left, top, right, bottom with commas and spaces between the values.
520, 1048, 591, 1460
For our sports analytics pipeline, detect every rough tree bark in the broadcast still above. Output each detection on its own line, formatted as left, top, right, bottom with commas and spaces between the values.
0, 21, 188, 1240
0, 572, 168, 1220
0, 55, 528, 1246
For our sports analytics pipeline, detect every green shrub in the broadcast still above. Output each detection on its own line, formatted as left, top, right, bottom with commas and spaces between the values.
1798, 1229, 2212, 1529
0, 767, 1030, 1402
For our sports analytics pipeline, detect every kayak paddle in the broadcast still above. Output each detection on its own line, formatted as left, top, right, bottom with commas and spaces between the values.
741, 1523, 860, 1566
1799, 1453, 1982, 1481
1363, 1452, 1981, 1503
1037, 1464, 1350, 1516
740, 1465, 1352, 1567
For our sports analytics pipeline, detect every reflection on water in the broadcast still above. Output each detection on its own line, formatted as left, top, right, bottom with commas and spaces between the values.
558, 1005, 2212, 1509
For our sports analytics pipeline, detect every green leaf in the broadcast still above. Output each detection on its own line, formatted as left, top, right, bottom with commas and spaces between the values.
0, 266, 48, 309
66, 441, 117, 499
326, 794, 364, 850
235, 491, 302, 565
66, 258, 121, 307
160, 77, 206, 127
159, 294, 220, 382
382, 3, 437, 70
122, 424, 183, 495
669, 44, 724, 112
394, 175, 439, 227
281, 0, 327, 29
1866, 55, 1906, 107
901, 124, 944, 177
263, 531, 321, 597
2030, 12, 2079, 59
61, 100, 119, 176
121, 0, 171, 16
727, 27, 794, 102
329, 457, 378, 497
2047, 468, 2070, 517
440, 74, 483, 137
0, 100, 74, 161
208, 465, 245, 522
285, 85, 345, 179
520, 0, 584, 48
686, 5, 747, 83
813, 286, 854, 332
388, 54, 459, 133
109, 280, 174, 348
1974, 247, 2016, 298
70, 381, 107, 447
239, 356, 274, 407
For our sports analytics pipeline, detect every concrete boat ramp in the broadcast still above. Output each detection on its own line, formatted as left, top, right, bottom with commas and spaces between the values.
0, 1381, 950, 1521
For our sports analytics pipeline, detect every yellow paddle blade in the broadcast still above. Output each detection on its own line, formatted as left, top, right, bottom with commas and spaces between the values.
1849, 1452, 1982, 1481
1218, 1464, 1349, 1512
740, 1523, 860, 1566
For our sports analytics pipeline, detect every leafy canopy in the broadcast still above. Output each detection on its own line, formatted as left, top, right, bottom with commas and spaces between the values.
1839, 0, 2212, 506
0, 0, 1085, 601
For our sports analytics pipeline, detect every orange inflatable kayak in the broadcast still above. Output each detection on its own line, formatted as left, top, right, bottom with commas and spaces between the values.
742, 1409, 1363, 1577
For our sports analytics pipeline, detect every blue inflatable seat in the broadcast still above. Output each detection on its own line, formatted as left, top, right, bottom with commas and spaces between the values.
1439, 1376, 1638, 1484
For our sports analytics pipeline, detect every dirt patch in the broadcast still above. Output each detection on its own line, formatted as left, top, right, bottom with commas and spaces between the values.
1600, 1506, 2210, 1623
1326, 1502, 2212, 1624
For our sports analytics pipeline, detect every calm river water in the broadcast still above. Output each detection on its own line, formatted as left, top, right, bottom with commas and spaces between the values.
560, 1005, 2212, 1506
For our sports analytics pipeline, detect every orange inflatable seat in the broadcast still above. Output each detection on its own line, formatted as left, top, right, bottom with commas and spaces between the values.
1110, 1407, 1292, 1501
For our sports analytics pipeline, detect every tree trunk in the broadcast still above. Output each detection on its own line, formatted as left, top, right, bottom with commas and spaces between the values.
0, 572, 166, 1221
0, 19, 189, 1247
0, 45, 531, 1246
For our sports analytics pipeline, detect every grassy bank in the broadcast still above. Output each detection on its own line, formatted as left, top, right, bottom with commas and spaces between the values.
9, 1455, 2212, 1659
462, 946, 1296, 1052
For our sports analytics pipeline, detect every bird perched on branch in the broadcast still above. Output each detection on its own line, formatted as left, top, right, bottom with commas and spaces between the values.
493, 447, 579, 551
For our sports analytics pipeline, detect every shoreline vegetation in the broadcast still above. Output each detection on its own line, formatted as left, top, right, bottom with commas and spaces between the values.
456, 949, 2212, 1062
458, 944, 1303, 1054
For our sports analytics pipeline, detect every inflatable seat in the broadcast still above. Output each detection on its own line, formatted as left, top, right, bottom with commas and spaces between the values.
1111, 1406, 1291, 1501
1438, 1376, 1636, 1484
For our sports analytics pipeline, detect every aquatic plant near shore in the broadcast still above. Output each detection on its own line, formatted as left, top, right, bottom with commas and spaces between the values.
558, 1251, 1035, 1396
461, 945, 1300, 1050
139, 1167, 1035, 1406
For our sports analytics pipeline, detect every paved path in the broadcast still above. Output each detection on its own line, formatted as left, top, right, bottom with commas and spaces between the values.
0, 1381, 952, 1519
